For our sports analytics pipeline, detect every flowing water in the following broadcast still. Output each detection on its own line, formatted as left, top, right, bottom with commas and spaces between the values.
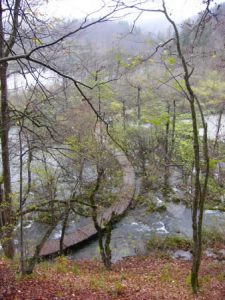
68, 203, 225, 261
199, 114, 225, 141
3, 114, 225, 260
21, 201, 225, 262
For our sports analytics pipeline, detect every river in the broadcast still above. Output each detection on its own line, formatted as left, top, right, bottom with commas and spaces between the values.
20, 199, 225, 262
2, 109, 225, 261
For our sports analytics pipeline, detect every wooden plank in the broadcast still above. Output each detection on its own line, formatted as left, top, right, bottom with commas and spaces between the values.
40, 131, 135, 257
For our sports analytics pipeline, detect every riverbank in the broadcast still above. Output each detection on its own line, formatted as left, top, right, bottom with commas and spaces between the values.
0, 254, 224, 299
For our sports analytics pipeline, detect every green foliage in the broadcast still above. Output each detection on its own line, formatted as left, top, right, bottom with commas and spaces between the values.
53, 257, 80, 275
185, 271, 191, 287
202, 227, 225, 248
193, 71, 225, 109
146, 235, 191, 252
160, 264, 174, 283
141, 111, 169, 127
128, 55, 142, 68
146, 202, 167, 213
89, 276, 106, 290
64, 134, 97, 160
217, 271, 225, 282
209, 158, 218, 170
109, 280, 125, 297
205, 177, 225, 206
118, 54, 142, 69
199, 275, 211, 287
164, 56, 176, 66
175, 120, 193, 139
173, 121, 194, 173
7, 254, 21, 274
173, 79, 186, 92
110, 101, 122, 113
34, 211, 54, 224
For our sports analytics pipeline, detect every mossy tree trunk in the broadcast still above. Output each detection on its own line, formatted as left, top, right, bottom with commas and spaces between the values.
89, 168, 114, 270
162, 1, 210, 293
0, 0, 21, 259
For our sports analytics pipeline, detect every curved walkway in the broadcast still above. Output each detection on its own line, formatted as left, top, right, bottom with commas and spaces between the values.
40, 128, 136, 256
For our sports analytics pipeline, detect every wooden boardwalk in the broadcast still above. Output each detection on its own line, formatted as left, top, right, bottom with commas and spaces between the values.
40, 144, 135, 256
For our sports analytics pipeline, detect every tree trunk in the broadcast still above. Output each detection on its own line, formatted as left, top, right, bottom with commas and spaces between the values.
19, 127, 25, 274
59, 208, 70, 255
0, 62, 14, 258
161, 2, 210, 292
122, 99, 126, 131
25, 217, 59, 274
189, 100, 201, 293
0, 0, 16, 259
137, 86, 141, 125
103, 222, 112, 270
163, 104, 170, 198
98, 222, 112, 270
213, 104, 224, 155
89, 168, 113, 270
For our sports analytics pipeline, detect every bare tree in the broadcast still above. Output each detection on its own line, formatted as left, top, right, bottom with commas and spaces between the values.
160, 2, 209, 293
0, 0, 22, 258
117, 0, 211, 293
0, 0, 127, 259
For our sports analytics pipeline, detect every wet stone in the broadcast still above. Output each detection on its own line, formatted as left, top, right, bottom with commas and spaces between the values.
171, 250, 192, 260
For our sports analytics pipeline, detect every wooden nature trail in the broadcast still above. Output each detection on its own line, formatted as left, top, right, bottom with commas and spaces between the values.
40, 132, 135, 256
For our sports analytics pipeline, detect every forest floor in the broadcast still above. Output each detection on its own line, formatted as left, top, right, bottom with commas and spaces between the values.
0, 254, 225, 300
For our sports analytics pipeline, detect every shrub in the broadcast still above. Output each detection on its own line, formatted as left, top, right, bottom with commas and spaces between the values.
202, 228, 225, 248
146, 235, 191, 252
